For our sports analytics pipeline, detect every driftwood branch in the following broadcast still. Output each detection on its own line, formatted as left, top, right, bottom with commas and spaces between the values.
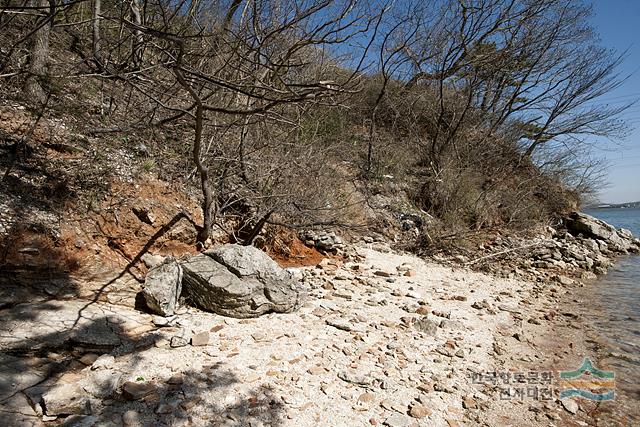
465, 242, 543, 266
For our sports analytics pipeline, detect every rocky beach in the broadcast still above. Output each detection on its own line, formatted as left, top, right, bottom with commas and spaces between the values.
1, 212, 638, 427
3, 1, 640, 425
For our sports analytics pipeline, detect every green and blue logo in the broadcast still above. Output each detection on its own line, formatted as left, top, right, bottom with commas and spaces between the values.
559, 358, 615, 401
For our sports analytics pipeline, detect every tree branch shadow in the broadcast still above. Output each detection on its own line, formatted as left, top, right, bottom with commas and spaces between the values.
0, 312, 285, 426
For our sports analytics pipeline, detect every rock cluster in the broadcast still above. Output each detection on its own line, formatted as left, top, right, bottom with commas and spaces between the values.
565, 211, 639, 254
470, 211, 639, 280
299, 230, 345, 253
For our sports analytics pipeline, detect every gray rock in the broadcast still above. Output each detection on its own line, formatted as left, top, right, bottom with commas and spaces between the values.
337, 371, 372, 386
439, 319, 466, 331
153, 315, 177, 327
181, 245, 302, 318
414, 317, 439, 336
170, 336, 188, 348
62, 415, 99, 427
141, 253, 165, 269
384, 412, 410, 427
560, 398, 579, 414
121, 410, 140, 426
121, 381, 156, 401
556, 275, 574, 286
90, 354, 115, 370
326, 318, 362, 332
191, 331, 209, 346
81, 368, 121, 398
142, 257, 183, 316
42, 383, 91, 416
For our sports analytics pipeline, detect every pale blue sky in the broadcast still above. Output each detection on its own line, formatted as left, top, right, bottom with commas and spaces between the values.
591, 0, 640, 203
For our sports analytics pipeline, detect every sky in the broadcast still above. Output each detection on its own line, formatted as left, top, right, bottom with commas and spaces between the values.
590, 0, 640, 203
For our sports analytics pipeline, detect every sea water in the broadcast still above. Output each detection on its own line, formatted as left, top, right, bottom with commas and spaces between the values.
583, 207, 640, 408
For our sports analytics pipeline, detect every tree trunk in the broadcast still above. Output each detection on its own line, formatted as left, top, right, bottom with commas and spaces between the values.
92, 0, 103, 69
25, 0, 51, 104
129, 0, 143, 68
193, 102, 215, 244
241, 210, 273, 246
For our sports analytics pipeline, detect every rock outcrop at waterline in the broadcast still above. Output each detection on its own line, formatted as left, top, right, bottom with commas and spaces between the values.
565, 211, 640, 253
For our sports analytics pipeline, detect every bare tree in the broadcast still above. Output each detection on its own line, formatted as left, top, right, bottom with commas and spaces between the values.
106, 0, 378, 243
399, 0, 631, 164
24, 0, 52, 103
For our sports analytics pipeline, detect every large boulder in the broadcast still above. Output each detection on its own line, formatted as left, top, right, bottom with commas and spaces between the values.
181, 245, 302, 318
566, 212, 637, 253
141, 257, 183, 316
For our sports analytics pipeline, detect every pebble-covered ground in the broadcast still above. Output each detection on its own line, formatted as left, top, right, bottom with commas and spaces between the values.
0, 245, 607, 426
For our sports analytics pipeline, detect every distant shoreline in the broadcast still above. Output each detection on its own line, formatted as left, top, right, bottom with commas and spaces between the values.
586, 202, 640, 210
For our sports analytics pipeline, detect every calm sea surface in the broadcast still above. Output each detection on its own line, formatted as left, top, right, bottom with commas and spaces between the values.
582, 207, 640, 409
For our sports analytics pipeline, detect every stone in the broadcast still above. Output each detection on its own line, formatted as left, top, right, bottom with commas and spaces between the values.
462, 396, 477, 409
560, 398, 579, 414
141, 253, 165, 269
380, 399, 395, 411
167, 374, 184, 385
170, 336, 188, 348
81, 368, 121, 399
471, 300, 490, 310
406, 291, 422, 299
374, 270, 392, 277
396, 263, 413, 272
358, 392, 376, 403
42, 383, 91, 416
409, 404, 431, 418
153, 315, 176, 327
556, 275, 574, 286
415, 306, 430, 315
251, 331, 267, 341
413, 317, 438, 336
61, 415, 98, 426
181, 245, 302, 318
155, 403, 174, 414
513, 332, 525, 342
326, 319, 355, 332
142, 257, 183, 316
122, 381, 156, 401
307, 366, 326, 375
439, 319, 466, 331
338, 371, 372, 386
78, 354, 99, 366
122, 410, 140, 426
132, 206, 155, 225
191, 331, 209, 346
91, 354, 115, 370
300, 230, 344, 252
384, 413, 410, 427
